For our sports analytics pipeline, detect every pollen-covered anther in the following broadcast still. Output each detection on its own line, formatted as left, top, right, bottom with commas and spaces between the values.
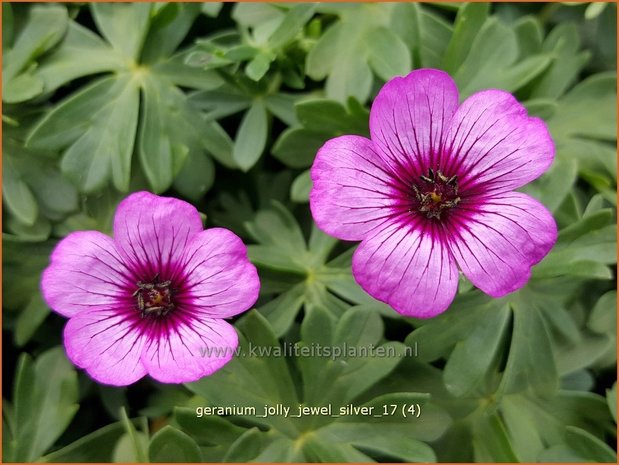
412, 169, 461, 220
133, 274, 175, 318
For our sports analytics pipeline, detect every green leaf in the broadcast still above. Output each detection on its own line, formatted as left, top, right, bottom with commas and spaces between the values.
514, 16, 543, 57
28, 75, 139, 192
253, 436, 304, 462
90, 3, 151, 60
233, 100, 268, 171
534, 227, 616, 279
501, 395, 545, 461
366, 26, 411, 81
441, 2, 490, 73
202, 2, 223, 17
296, 98, 369, 134
337, 392, 451, 442
3, 240, 54, 310
2, 153, 39, 226
3, 72, 44, 104
3, 4, 68, 87
139, 74, 214, 192
113, 432, 149, 462
259, 283, 305, 337
152, 51, 225, 91
607, 383, 617, 423
303, 435, 373, 462
223, 428, 268, 462
444, 303, 510, 397
232, 3, 282, 28
327, 51, 373, 103
307, 4, 398, 102
317, 421, 436, 462
173, 149, 215, 201
245, 51, 274, 81
119, 407, 148, 463
472, 412, 519, 462
529, 23, 590, 99
499, 299, 558, 397
520, 157, 578, 212
548, 72, 617, 141
562, 426, 617, 462
416, 9, 453, 68
42, 422, 128, 462
555, 334, 612, 375
264, 92, 299, 126
34, 21, 126, 93
306, 22, 342, 80
190, 85, 252, 120
140, 3, 201, 64
202, 120, 237, 169
273, 128, 328, 168
14, 294, 49, 347
453, 17, 551, 97
406, 293, 501, 362
149, 426, 202, 462
6, 215, 52, 242
245, 202, 308, 272
268, 4, 316, 49
588, 290, 617, 335
2, 3, 14, 50
5, 146, 79, 220
175, 407, 246, 446
291, 169, 312, 203
12, 347, 79, 462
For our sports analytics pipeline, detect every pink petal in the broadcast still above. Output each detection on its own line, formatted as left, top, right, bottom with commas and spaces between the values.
113, 191, 203, 279
352, 220, 459, 318
64, 309, 147, 386
310, 135, 399, 241
448, 192, 557, 297
41, 231, 131, 318
141, 318, 238, 383
178, 228, 260, 318
443, 90, 554, 195
369, 68, 459, 176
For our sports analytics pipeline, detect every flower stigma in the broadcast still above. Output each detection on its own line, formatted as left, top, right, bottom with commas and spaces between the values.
133, 273, 175, 318
412, 168, 461, 220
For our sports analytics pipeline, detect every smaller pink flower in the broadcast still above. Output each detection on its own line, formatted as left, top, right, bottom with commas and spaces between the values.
310, 69, 557, 318
41, 191, 260, 386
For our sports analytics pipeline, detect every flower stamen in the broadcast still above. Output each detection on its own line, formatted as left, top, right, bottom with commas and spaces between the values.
133, 273, 175, 318
412, 169, 460, 220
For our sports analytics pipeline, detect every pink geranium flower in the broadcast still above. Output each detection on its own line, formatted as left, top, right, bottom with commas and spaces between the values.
41, 191, 259, 385
310, 69, 557, 318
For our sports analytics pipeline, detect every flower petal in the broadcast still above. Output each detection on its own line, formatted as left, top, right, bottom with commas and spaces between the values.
310, 135, 399, 241
113, 191, 203, 280
352, 220, 459, 318
178, 228, 260, 318
369, 68, 459, 175
64, 309, 147, 386
444, 90, 554, 195
141, 318, 238, 383
41, 231, 131, 318
448, 192, 557, 297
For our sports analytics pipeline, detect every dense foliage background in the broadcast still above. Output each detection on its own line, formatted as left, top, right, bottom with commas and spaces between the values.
2, 2, 617, 462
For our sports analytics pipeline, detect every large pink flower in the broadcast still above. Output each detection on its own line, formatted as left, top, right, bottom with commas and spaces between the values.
310, 69, 557, 318
41, 191, 259, 386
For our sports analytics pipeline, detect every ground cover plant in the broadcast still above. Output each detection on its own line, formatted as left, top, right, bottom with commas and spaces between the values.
2, 2, 617, 463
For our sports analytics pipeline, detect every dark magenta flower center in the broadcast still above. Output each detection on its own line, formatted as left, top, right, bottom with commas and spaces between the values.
133, 273, 176, 318
411, 169, 461, 220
